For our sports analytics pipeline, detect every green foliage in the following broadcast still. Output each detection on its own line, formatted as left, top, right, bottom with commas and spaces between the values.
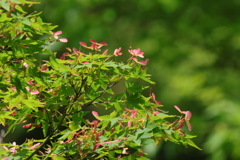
0, 1, 200, 159
38, 1, 240, 159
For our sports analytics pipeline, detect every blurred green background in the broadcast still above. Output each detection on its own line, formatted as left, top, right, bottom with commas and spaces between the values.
18, 0, 240, 159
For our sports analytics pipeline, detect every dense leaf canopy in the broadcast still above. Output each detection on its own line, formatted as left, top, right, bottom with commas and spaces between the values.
2, 0, 240, 160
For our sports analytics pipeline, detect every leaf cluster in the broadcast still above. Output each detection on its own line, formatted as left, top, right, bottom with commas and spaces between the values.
0, 1, 200, 159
